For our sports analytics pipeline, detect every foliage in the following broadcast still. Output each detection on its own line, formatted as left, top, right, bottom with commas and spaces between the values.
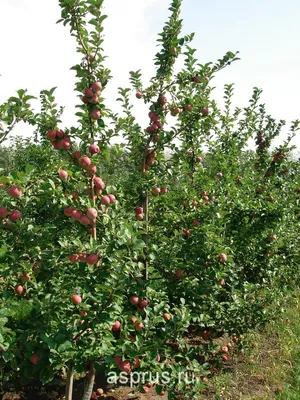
0, 0, 299, 399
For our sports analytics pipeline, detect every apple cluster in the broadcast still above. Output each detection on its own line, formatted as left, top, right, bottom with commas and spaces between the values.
72, 145, 100, 177
64, 206, 98, 226
69, 253, 99, 265
46, 128, 71, 150
151, 187, 168, 196
0, 186, 23, 227
82, 81, 102, 120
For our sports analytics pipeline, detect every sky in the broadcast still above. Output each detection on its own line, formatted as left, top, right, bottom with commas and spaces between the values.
0, 0, 299, 151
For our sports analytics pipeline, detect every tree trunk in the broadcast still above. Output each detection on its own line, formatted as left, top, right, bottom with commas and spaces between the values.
65, 364, 74, 400
142, 192, 149, 280
82, 361, 95, 400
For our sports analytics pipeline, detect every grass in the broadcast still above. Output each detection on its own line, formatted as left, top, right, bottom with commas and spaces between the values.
199, 291, 300, 399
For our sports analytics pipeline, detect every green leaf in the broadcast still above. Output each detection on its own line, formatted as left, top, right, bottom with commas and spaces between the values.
57, 341, 73, 353
97, 119, 105, 128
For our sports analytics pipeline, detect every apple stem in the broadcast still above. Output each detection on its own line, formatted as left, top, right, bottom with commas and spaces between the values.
65, 364, 74, 400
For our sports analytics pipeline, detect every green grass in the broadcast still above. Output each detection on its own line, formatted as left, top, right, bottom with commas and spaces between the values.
199, 292, 300, 399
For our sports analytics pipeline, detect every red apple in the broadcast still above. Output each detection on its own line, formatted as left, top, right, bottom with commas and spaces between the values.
71, 210, 82, 220
136, 213, 144, 221
59, 170, 68, 180
108, 194, 116, 203
163, 313, 171, 321
222, 355, 229, 362
112, 320, 121, 332
161, 187, 168, 194
62, 138, 71, 150
8, 186, 22, 198
218, 279, 225, 286
193, 75, 201, 83
139, 299, 148, 308
88, 164, 97, 175
219, 253, 227, 263
91, 81, 102, 92
175, 269, 183, 278
15, 285, 24, 294
84, 88, 94, 97
134, 207, 143, 214
30, 354, 40, 365
221, 345, 229, 353
78, 254, 87, 262
152, 134, 159, 143
146, 124, 158, 134
171, 107, 181, 116
86, 254, 98, 264
89, 144, 100, 155
192, 220, 200, 227
134, 357, 141, 368
72, 294, 82, 304
183, 229, 190, 236
80, 156, 91, 168
0, 207, 8, 218
79, 216, 90, 225
136, 91, 143, 99
90, 109, 101, 120
159, 96, 168, 104
135, 322, 145, 331
119, 360, 131, 373
152, 187, 161, 196
96, 388, 104, 395
87, 208, 98, 220
130, 317, 138, 324
130, 296, 139, 305
114, 355, 122, 365
21, 273, 31, 281
156, 120, 163, 129
56, 129, 64, 138
69, 254, 79, 262
101, 195, 111, 205
185, 104, 193, 111
82, 96, 89, 104
73, 151, 81, 159
9, 210, 21, 222
46, 130, 56, 140
149, 111, 159, 122
201, 107, 209, 115
216, 172, 223, 179
94, 177, 105, 190
53, 141, 60, 150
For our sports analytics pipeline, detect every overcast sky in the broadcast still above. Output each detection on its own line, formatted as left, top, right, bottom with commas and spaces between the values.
0, 0, 299, 150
